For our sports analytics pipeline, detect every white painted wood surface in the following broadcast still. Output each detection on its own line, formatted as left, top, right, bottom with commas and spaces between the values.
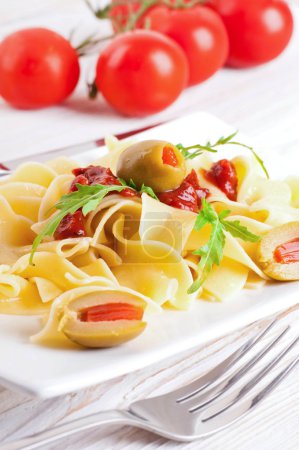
0, 1, 299, 449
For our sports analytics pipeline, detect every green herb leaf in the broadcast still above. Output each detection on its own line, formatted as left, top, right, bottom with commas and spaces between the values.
221, 219, 261, 242
176, 143, 218, 160
188, 199, 261, 294
214, 131, 238, 146
118, 177, 127, 186
188, 200, 226, 294
218, 209, 231, 221
29, 211, 68, 266
228, 139, 269, 179
30, 183, 128, 264
128, 179, 137, 190
119, 177, 158, 199
140, 184, 159, 201
177, 131, 269, 178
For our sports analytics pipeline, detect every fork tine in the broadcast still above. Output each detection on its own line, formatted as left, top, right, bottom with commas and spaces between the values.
188, 353, 299, 437
195, 332, 299, 419
176, 317, 277, 403
185, 325, 289, 411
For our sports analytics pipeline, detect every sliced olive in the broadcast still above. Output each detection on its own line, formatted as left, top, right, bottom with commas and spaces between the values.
257, 221, 299, 281
61, 292, 147, 348
116, 140, 186, 192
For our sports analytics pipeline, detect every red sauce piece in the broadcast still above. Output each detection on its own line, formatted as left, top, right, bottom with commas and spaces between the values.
79, 303, 144, 322
158, 169, 210, 213
162, 146, 178, 167
185, 170, 210, 207
54, 210, 87, 240
205, 159, 238, 201
70, 174, 89, 192
72, 165, 136, 197
0, 163, 9, 171
274, 238, 299, 264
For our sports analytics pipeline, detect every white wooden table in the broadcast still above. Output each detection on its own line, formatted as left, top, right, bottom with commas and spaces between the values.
0, 1, 299, 449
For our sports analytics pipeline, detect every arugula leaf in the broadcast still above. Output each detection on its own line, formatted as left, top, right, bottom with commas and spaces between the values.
188, 199, 261, 294
118, 177, 127, 186
176, 131, 269, 179
29, 184, 128, 264
176, 143, 217, 160
228, 139, 269, 179
30, 211, 69, 265
128, 178, 137, 190
221, 219, 261, 242
188, 200, 226, 294
140, 184, 159, 200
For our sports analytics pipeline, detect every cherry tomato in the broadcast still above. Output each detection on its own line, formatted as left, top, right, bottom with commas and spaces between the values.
210, 0, 293, 68
137, 5, 229, 86
0, 28, 80, 109
109, 0, 141, 31
96, 30, 189, 117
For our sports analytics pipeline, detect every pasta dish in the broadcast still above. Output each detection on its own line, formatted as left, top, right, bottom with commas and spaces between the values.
0, 133, 298, 348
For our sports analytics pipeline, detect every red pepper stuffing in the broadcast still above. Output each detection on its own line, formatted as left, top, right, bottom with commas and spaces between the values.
79, 303, 144, 322
162, 146, 178, 167
54, 210, 87, 240
158, 169, 210, 213
205, 159, 238, 201
274, 238, 299, 264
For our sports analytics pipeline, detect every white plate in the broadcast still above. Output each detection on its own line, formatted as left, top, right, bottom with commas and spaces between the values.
0, 111, 298, 398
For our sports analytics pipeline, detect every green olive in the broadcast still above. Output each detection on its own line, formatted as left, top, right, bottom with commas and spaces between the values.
257, 221, 299, 281
61, 291, 147, 348
116, 140, 186, 192
63, 319, 146, 348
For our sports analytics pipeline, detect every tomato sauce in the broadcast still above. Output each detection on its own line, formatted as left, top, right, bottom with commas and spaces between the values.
274, 238, 299, 264
72, 165, 136, 198
79, 303, 144, 322
54, 210, 87, 240
158, 169, 210, 213
205, 159, 238, 201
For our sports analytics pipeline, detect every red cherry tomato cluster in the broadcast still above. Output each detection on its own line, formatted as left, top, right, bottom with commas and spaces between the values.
0, 0, 293, 116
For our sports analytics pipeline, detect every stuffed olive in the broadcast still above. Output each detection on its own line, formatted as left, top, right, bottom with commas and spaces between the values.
61, 291, 147, 347
116, 140, 186, 192
257, 221, 299, 281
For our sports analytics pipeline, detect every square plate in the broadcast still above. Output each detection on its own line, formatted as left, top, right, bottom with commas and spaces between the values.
0, 111, 298, 398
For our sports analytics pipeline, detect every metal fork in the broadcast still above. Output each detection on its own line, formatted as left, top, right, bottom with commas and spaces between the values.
2, 314, 299, 450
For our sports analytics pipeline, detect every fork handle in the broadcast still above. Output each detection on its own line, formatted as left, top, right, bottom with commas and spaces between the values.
1, 409, 135, 450
0, 169, 10, 177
